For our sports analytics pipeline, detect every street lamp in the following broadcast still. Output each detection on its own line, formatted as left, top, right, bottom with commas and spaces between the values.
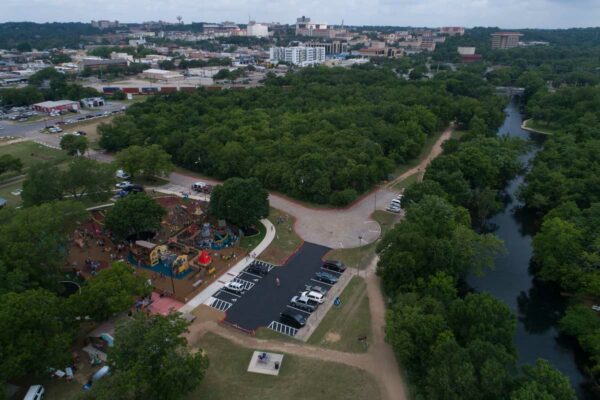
357, 235, 363, 277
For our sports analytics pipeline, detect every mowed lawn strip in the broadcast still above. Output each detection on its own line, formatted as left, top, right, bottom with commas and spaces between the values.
325, 210, 399, 269
188, 332, 381, 400
0, 141, 69, 181
260, 208, 303, 265
308, 277, 372, 353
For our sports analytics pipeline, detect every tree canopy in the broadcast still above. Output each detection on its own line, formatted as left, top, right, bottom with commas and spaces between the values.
115, 144, 174, 180
209, 177, 269, 227
105, 193, 166, 240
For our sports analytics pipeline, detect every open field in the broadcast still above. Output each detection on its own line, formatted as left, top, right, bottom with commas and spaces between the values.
0, 141, 68, 179
187, 332, 381, 400
325, 210, 399, 269
308, 276, 372, 353
259, 208, 303, 264
64, 116, 114, 147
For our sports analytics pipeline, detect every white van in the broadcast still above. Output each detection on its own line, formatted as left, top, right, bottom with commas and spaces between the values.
83, 365, 110, 391
23, 385, 45, 400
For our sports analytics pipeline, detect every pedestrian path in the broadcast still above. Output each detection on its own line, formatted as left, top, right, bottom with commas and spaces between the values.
179, 217, 276, 313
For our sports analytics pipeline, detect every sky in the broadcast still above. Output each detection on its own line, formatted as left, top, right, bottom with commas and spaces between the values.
1, 0, 598, 29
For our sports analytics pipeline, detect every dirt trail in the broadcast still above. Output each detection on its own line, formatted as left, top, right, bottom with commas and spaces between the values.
386, 124, 454, 189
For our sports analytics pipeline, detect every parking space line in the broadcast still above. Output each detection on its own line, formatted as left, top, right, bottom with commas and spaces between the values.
232, 277, 255, 291
209, 297, 232, 312
268, 320, 298, 337
320, 268, 342, 275
242, 270, 262, 279
310, 278, 333, 286
217, 289, 242, 298
286, 305, 312, 314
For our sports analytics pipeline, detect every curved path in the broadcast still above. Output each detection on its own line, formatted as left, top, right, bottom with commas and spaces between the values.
168, 124, 454, 249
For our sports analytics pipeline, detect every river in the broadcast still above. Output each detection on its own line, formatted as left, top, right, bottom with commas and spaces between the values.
468, 100, 592, 399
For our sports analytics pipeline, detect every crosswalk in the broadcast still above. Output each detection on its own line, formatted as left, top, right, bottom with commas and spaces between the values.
268, 320, 298, 337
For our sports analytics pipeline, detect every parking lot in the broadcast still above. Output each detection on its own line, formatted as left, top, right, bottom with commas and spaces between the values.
207, 242, 344, 337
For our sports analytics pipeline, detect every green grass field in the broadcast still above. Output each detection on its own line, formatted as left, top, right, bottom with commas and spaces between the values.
392, 171, 420, 191
187, 333, 381, 400
0, 141, 68, 179
308, 277, 372, 353
260, 208, 303, 265
325, 210, 398, 269
239, 221, 267, 252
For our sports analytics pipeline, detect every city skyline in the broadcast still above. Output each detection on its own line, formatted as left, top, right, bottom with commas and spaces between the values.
1, 0, 599, 29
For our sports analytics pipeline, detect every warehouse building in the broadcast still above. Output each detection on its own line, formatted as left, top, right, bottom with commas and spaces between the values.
141, 69, 184, 81
33, 100, 79, 113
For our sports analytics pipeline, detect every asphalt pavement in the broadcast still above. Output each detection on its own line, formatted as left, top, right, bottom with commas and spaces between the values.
222, 242, 333, 332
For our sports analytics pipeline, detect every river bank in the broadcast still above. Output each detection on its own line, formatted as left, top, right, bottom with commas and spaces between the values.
468, 100, 593, 399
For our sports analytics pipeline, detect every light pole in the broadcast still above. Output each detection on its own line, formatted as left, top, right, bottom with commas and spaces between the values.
357, 235, 363, 277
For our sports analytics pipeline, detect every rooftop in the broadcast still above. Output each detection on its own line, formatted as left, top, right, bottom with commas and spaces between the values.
34, 100, 78, 107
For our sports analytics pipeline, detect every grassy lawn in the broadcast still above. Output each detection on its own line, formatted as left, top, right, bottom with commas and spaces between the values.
240, 222, 267, 252
308, 276, 372, 353
64, 116, 114, 145
0, 180, 25, 207
187, 332, 381, 400
392, 171, 421, 191
259, 208, 303, 264
524, 119, 558, 135
254, 327, 299, 342
0, 141, 69, 183
325, 210, 398, 269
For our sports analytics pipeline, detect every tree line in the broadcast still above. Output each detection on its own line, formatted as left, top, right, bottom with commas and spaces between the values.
518, 85, 600, 387
99, 66, 504, 205
377, 109, 577, 398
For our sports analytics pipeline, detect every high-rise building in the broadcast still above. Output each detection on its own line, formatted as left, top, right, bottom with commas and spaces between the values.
491, 32, 523, 49
247, 21, 269, 38
269, 46, 326, 66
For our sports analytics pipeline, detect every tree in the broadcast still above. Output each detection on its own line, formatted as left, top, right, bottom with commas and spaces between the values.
60, 134, 88, 156
511, 360, 577, 400
68, 262, 151, 322
209, 177, 269, 227
61, 158, 115, 202
0, 289, 74, 382
21, 163, 63, 206
85, 313, 208, 400
105, 193, 166, 240
115, 144, 173, 180
0, 201, 86, 293
0, 154, 23, 175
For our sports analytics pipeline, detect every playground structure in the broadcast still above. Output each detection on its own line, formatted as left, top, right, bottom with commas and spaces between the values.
66, 196, 250, 303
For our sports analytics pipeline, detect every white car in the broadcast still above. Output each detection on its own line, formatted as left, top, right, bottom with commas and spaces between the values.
115, 169, 131, 180
115, 181, 131, 189
224, 281, 244, 294
387, 205, 401, 213
10, 189, 22, 196
300, 290, 325, 304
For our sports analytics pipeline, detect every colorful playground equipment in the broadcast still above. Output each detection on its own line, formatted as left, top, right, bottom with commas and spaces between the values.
198, 250, 212, 267
132, 240, 190, 278
195, 222, 238, 250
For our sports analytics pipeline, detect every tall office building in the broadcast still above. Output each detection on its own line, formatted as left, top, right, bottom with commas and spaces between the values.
491, 32, 523, 49
269, 46, 326, 66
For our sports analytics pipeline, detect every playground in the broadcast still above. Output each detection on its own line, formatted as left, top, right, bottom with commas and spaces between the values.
66, 195, 255, 304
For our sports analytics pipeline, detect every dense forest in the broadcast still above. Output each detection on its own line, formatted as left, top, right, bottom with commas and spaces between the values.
377, 113, 576, 398
516, 86, 600, 383
99, 66, 505, 205
0, 22, 103, 50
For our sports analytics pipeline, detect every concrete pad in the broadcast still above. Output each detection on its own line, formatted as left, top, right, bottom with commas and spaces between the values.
247, 351, 284, 376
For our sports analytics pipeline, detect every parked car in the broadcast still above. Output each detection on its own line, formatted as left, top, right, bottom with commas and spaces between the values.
300, 290, 325, 304
191, 181, 212, 193
246, 263, 269, 275
223, 281, 244, 294
122, 184, 144, 194
304, 284, 328, 296
280, 311, 307, 328
83, 366, 110, 391
290, 295, 317, 312
77, 130, 87, 136
115, 169, 130, 180
115, 181, 131, 189
23, 385, 45, 400
315, 271, 338, 285
322, 259, 346, 273
386, 204, 401, 213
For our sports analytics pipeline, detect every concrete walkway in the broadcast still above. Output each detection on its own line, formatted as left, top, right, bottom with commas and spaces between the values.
179, 217, 276, 313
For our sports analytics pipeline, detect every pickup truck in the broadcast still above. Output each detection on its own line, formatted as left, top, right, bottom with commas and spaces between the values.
290, 295, 317, 312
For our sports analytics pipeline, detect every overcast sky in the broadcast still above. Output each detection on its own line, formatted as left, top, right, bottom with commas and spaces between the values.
1, 0, 598, 29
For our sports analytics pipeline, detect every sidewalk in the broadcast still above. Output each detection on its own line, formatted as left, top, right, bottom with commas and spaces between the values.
179, 217, 276, 313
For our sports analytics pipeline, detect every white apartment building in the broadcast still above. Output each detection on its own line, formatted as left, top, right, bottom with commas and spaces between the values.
269, 46, 326, 66
247, 21, 269, 38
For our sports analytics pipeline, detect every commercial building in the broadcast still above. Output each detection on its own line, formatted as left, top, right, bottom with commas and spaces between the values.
305, 41, 348, 55
80, 58, 128, 71
33, 100, 79, 114
80, 97, 105, 108
141, 68, 184, 81
295, 16, 328, 36
269, 46, 325, 66
247, 21, 269, 38
439, 27, 465, 36
491, 32, 523, 49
